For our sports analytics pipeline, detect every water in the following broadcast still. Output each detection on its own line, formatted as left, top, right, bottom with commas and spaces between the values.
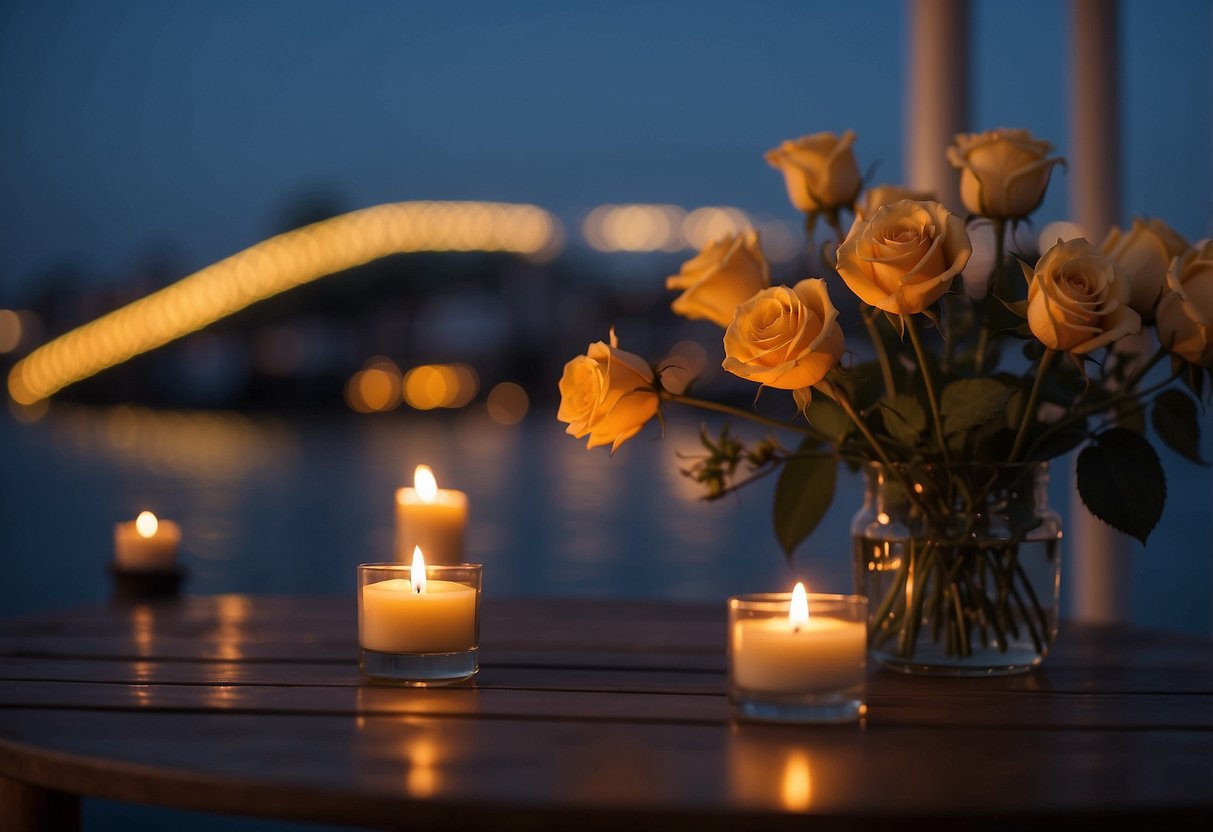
1, 403, 1209, 629
857, 537, 1061, 675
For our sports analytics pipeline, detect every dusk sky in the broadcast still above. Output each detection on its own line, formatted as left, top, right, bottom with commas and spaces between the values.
1, 0, 1210, 293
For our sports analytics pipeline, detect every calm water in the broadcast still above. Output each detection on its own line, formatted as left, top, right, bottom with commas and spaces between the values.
1, 404, 1210, 633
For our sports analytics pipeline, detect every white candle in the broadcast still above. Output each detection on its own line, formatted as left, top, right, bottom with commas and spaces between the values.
731, 583, 866, 693
395, 465, 468, 565
360, 547, 477, 653
113, 511, 181, 571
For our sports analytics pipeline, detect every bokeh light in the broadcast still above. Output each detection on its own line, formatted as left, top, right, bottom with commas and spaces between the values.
0, 309, 22, 353
345, 357, 403, 414
486, 382, 529, 424
7, 201, 561, 405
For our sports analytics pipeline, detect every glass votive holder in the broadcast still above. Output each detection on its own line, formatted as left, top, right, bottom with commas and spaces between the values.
728, 592, 867, 724
357, 562, 482, 686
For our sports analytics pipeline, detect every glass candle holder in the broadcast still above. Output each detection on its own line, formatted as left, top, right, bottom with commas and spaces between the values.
357, 562, 482, 686
728, 592, 867, 723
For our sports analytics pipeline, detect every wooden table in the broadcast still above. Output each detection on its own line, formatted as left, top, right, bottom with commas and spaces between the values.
1, 596, 1211, 831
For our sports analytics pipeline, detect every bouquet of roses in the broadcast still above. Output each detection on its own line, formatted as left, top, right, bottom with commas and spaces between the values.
556, 128, 1210, 666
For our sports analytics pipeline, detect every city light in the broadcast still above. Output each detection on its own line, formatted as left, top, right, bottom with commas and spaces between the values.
7, 201, 561, 405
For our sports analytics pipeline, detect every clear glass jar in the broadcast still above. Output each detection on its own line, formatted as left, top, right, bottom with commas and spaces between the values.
851, 462, 1061, 675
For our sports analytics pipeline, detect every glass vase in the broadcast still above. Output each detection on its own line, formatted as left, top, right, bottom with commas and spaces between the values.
851, 462, 1061, 675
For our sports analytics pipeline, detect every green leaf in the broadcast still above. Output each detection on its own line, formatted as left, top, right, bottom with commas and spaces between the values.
805, 397, 852, 441
881, 394, 926, 447
1076, 428, 1166, 544
1028, 419, 1089, 461
773, 453, 837, 559
941, 378, 1013, 435
1151, 389, 1208, 466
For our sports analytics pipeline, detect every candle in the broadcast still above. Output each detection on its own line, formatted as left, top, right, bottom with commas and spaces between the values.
360, 547, 478, 654
113, 511, 181, 571
731, 583, 866, 694
395, 465, 468, 565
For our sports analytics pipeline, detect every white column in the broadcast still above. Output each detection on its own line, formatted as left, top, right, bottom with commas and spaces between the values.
905, 0, 970, 211
1069, 0, 1132, 624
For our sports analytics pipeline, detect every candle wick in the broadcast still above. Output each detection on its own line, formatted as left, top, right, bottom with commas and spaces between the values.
793, 625, 801, 634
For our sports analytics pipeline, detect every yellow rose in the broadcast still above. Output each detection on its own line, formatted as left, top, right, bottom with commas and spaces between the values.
765, 131, 862, 213
947, 128, 1064, 219
1101, 217, 1190, 318
834, 199, 972, 315
722, 279, 845, 402
666, 231, 770, 327
1023, 238, 1141, 353
558, 331, 659, 451
1156, 239, 1213, 366
855, 184, 936, 220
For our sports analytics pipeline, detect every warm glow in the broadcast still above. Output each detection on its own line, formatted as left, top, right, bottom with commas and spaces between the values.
135, 511, 159, 538
411, 546, 427, 594
0, 309, 21, 354
790, 582, 809, 631
486, 381, 529, 424
414, 465, 438, 503
7, 201, 561, 405
780, 751, 812, 811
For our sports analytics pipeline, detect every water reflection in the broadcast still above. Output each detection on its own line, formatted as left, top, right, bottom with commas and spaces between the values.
0, 406, 1207, 633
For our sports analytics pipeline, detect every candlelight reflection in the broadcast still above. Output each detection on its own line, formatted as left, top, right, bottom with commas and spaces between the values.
781, 750, 812, 812
131, 605, 154, 656
404, 735, 440, 798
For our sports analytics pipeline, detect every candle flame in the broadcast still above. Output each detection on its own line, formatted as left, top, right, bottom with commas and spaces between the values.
790, 582, 808, 631
411, 546, 427, 594
135, 511, 159, 538
414, 465, 438, 503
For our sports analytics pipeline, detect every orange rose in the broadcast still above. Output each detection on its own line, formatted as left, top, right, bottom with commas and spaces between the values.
722, 279, 845, 404
1023, 238, 1141, 353
835, 200, 971, 315
558, 331, 659, 451
947, 128, 1064, 219
667, 231, 770, 327
765, 131, 862, 213
1156, 239, 1213, 366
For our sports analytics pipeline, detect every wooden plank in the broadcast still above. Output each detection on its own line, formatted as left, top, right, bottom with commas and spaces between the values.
1, 710, 1210, 829
1, 678, 1210, 730
3, 655, 1209, 695
0, 775, 80, 832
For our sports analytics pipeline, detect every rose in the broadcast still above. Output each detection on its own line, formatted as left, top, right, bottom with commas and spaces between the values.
558, 331, 659, 451
1156, 239, 1213, 366
1022, 237, 1141, 353
1101, 218, 1190, 318
666, 231, 770, 327
947, 129, 1064, 219
834, 199, 972, 315
855, 184, 936, 220
765, 131, 862, 213
721, 279, 844, 406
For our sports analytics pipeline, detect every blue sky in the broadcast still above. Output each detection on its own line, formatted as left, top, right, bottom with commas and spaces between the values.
1, 0, 1209, 291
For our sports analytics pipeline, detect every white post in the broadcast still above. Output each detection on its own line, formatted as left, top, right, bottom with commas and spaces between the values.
1069, 0, 1132, 624
905, 0, 970, 211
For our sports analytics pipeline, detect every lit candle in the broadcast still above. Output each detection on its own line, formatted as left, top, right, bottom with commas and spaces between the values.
360, 547, 478, 654
113, 511, 181, 572
731, 583, 866, 694
395, 465, 468, 565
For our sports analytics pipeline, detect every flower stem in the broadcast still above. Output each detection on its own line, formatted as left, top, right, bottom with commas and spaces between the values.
1008, 348, 1056, 463
861, 307, 898, 399
659, 392, 826, 441
904, 314, 950, 463
974, 218, 1006, 374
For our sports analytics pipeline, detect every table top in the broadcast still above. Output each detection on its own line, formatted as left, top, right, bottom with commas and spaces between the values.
1, 595, 1211, 830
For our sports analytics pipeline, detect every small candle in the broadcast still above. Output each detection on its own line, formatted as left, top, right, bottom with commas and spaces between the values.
360, 547, 478, 654
731, 583, 866, 694
113, 511, 181, 572
395, 465, 468, 565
